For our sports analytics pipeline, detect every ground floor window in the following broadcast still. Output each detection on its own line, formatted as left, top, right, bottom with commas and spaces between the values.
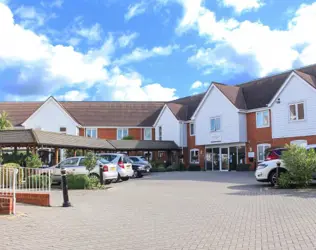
190, 149, 199, 164
257, 144, 271, 162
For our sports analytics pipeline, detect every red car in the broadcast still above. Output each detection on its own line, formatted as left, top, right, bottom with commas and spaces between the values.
265, 148, 287, 161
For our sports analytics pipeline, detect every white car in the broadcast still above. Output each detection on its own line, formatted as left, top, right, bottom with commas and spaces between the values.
98, 153, 134, 182
255, 144, 316, 186
51, 156, 118, 184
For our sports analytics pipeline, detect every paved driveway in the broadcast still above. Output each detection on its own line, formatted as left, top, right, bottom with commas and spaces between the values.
1, 172, 316, 250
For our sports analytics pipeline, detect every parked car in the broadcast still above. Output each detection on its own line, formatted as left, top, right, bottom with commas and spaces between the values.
131, 161, 151, 178
255, 145, 316, 186
51, 156, 118, 184
97, 153, 134, 182
129, 156, 152, 169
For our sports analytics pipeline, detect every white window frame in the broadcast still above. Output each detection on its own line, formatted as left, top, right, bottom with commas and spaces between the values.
190, 148, 199, 164
257, 143, 271, 162
117, 128, 129, 140
210, 117, 221, 132
144, 128, 152, 140
189, 122, 195, 136
60, 127, 67, 134
85, 128, 97, 138
289, 102, 305, 122
158, 126, 162, 140
256, 110, 270, 128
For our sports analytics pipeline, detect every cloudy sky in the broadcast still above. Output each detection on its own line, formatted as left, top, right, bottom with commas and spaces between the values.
0, 0, 315, 101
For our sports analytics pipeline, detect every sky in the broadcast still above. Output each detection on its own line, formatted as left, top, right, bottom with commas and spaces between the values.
0, 0, 315, 102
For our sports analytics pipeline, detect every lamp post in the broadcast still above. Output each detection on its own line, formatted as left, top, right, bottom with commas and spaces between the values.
61, 168, 71, 207
275, 161, 281, 187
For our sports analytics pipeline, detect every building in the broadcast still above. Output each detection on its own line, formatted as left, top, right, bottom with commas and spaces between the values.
1, 63, 316, 170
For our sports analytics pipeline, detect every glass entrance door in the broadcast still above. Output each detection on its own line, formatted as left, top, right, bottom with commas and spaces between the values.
220, 148, 229, 171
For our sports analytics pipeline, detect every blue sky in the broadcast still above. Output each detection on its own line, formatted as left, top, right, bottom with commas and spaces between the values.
0, 0, 315, 101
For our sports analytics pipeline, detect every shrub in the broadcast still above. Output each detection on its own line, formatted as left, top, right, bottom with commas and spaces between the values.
178, 162, 186, 171
67, 174, 90, 189
2, 162, 20, 168
157, 164, 166, 172
122, 135, 134, 140
25, 154, 42, 168
188, 164, 201, 171
166, 165, 175, 172
236, 164, 251, 171
83, 151, 97, 172
281, 144, 316, 188
26, 175, 51, 189
278, 172, 293, 189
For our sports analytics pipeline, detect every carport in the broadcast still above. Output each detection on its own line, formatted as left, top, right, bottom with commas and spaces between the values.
0, 129, 180, 165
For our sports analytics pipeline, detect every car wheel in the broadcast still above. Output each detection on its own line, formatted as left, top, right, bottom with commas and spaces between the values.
89, 173, 99, 180
268, 170, 278, 186
105, 180, 112, 185
133, 171, 138, 178
121, 176, 129, 181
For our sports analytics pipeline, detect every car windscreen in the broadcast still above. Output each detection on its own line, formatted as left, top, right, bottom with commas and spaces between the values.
130, 157, 139, 162
97, 157, 110, 164
99, 154, 117, 162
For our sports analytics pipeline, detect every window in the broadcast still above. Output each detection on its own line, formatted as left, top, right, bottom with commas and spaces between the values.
289, 102, 305, 121
144, 152, 153, 160
79, 158, 86, 166
117, 128, 128, 140
190, 149, 199, 164
86, 128, 97, 138
257, 144, 271, 162
256, 110, 270, 128
158, 126, 162, 140
60, 158, 79, 167
190, 123, 195, 136
60, 127, 67, 133
144, 128, 152, 140
210, 117, 221, 132
129, 157, 139, 162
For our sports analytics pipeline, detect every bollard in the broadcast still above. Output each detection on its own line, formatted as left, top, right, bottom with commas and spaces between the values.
275, 161, 281, 187
99, 164, 104, 185
61, 168, 71, 207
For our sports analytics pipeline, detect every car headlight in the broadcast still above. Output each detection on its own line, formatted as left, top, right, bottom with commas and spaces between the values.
257, 164, 268, 170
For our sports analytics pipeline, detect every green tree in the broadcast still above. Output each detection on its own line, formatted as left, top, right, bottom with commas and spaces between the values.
83, 151, 97, 172
280, 144, 316, 188
25, 154, 42, 168
0, 111, 13, 130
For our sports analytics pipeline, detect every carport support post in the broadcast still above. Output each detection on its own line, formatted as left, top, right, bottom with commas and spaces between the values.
55, 147, 59, 165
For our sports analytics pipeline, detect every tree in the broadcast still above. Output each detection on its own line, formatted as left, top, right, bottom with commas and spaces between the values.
0, 111, 13, 130
83, 151, 97, 172
25, 154, 42, 168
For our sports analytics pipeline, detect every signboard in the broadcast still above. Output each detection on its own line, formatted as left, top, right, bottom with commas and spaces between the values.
248, 152, 255, 158
211, 133, 221, 142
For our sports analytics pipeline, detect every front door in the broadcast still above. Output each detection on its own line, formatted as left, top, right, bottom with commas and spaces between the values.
220, 148, 229, 171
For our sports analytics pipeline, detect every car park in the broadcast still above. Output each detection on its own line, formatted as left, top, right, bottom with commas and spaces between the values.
51, 156, 118, 184
255, 145, 316, 186
98, 153, 134, 182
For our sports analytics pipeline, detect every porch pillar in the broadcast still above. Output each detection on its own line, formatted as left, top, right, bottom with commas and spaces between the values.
55, 147, 59, 165
32, 146, 36, 155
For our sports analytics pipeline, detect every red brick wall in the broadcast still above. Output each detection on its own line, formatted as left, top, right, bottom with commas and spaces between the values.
185, 123, 205, 170
79, 128, 150, 140
129, 128, 142, 140
79, 128, 84, 136
0, 196, 13, 215
98, 128, 117, 140
16, 193, 50, 207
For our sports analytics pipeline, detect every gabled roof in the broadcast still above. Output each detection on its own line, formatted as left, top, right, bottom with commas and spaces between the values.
213, 83, 247, 110
294, 70, 316, 88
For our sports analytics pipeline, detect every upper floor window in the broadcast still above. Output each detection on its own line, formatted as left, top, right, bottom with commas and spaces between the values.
190, 149, 199, 164
86, 128, 97, 138
289, 102, 305, 121
257, 144, 271, 162
60, 127, 67, 133
158, 126, 162, 140
117, 128, 128, 140
144, 128, 152, 140
256, 110, 269, 128
190, 123, 195, 136
210, 117, 220, 132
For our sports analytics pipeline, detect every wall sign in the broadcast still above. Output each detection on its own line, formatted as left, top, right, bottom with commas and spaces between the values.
211, 133, 221, 142
248, 152, 255, 158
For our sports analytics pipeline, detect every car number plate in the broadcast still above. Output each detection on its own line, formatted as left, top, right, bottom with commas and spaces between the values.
110, 167, 116, 171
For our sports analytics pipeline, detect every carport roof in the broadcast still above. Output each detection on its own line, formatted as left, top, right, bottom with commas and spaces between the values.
0, 129, 115, 150
107, 140, 180, 151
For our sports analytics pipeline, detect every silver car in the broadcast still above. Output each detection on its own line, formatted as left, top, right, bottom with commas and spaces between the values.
129, 156, 152, 169
98, 153, 134, 182
51, 156, 118, 184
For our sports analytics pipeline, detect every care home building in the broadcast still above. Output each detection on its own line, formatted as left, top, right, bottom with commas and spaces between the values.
1, 64, 316, 170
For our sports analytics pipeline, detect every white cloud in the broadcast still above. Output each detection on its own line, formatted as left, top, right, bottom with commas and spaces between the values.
220, 0, 264, 13
75, 22, 102, 42
125, 1, 147, 21
118, 32, 139, 48
176, 0, 316, 77
57, 90, 89, 101
50, 0, 63, 8
103, 67, 177, 101
190, 81, 202, 89
116, 44, 179, 65
14, 5, 46, 28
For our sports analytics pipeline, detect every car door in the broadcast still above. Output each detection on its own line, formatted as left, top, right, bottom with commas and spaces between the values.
60, 157, 80, 175
78, 158, 90, 175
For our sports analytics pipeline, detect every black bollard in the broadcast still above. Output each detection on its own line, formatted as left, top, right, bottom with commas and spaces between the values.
99, 164, 104, 185
61, 168, 71, 207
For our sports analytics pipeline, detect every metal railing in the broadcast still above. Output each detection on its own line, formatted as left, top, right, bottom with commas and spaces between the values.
0, 167, 17, 214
